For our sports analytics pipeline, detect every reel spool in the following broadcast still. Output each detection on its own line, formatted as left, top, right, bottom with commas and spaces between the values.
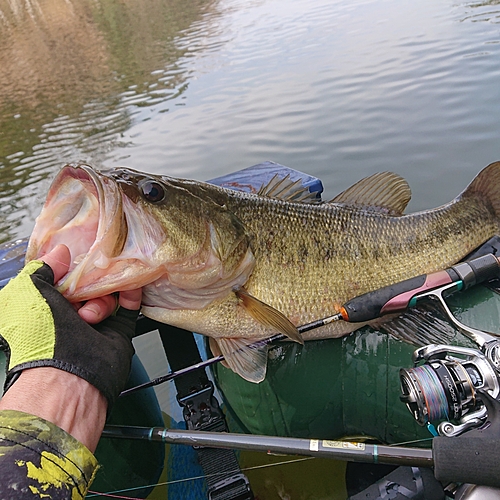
399, 345, 500, 436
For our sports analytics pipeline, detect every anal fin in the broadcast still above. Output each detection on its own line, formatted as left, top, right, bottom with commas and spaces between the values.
486, 279, 500, 295
374, 301, 458, 346
211, 337, 270, 383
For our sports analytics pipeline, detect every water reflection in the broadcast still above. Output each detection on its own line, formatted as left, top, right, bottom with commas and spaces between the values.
0, 0, 218, 242
461, 0, 500, 23
1, 0, 500, 246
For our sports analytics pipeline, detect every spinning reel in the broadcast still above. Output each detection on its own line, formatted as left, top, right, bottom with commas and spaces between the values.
400, 343, 500, 436
399, 279, 500, 437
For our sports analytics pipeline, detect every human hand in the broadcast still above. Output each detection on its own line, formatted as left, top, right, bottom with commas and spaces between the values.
40, 244, 141, 323
0, 245, 142, 408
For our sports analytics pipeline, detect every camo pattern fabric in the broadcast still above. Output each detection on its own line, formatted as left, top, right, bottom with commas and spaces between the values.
0, 409, 98, 499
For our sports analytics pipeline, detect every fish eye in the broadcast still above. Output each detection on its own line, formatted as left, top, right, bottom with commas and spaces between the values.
140, 180, 165, 203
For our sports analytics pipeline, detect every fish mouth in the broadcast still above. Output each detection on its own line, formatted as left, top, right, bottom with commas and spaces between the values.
26, 164, 129, 300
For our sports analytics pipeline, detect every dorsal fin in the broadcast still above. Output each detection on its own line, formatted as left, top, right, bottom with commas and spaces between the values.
329, 172, 411, 215
258, 174, 320, 203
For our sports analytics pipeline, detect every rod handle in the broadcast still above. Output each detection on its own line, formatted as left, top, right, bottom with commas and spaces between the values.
340, 254, 500, 323
340, 271, 451, 322
433, 436, 500, 488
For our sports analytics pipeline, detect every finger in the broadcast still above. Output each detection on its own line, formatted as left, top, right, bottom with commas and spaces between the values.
39, 245, 71, 283
78, 295, 117, 324
118, 288, 142, 311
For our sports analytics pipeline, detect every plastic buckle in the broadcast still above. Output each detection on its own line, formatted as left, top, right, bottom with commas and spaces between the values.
177, 382, 226, 433
208, 473, 254, 500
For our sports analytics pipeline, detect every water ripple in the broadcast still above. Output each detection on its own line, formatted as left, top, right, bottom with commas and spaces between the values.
2, 0, 500, 242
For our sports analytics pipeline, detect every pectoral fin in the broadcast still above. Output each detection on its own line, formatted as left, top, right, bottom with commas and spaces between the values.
211, 337, 269, 383
234, 287, 304, 344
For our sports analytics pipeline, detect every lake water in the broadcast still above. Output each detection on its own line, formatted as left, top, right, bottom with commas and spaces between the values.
1, 0, 500, 496
2, 0, 500, 246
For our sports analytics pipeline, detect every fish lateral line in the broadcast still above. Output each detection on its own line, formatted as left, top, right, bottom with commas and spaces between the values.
122, 248, 500, 394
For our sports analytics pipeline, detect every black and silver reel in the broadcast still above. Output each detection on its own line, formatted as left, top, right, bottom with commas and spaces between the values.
397, 261, 500, 437
400, 344, 500, 436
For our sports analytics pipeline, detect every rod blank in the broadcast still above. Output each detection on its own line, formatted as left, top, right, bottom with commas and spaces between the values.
102, 425, 433, 467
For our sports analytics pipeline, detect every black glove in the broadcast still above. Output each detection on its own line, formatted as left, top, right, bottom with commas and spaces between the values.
0, 259, 138, 409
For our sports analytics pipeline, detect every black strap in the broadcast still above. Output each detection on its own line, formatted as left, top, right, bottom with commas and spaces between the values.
377, 468, 424, 499
347, 466, 443, 500
158, 323, 253, 500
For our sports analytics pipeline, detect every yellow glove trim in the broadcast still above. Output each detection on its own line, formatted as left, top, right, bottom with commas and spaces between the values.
0, 260, 56, 370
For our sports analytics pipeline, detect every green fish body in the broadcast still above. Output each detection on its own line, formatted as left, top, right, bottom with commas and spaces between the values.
27, 162, 500, 381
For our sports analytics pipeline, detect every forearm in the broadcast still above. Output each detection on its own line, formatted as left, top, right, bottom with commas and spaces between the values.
0, 408, 99, 499
0, 367, 107, 452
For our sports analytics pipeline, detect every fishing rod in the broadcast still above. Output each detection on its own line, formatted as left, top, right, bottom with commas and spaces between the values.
102, 424, 433, 468
120, 313, 340, 396
121, 253, 500, 397
112, 252, 500, 490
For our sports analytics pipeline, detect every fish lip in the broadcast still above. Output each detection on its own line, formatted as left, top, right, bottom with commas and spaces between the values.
59, 164, 126, 297
28, 163, 175, 303
27, 163, 126, 298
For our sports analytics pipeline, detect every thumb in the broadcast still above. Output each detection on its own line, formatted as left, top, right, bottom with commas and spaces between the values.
39, 245, 71, 283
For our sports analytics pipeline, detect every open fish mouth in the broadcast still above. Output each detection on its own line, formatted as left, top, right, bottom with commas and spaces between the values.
26, 164, 133, 300
26, 165, 123, 294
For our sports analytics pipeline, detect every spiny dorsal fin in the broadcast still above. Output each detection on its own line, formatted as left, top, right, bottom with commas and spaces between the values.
258, 174, 320, 203
211, 337, 269, 383
234, 287, 304, 345
329, 172, 411, 215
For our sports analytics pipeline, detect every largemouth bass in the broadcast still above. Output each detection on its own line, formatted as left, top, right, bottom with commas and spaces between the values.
26, 162, 500, 382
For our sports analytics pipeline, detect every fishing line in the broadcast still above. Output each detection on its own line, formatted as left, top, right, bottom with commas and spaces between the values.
87, 491, 143, 500
387, 437, 434, 447
88, 435, 435, 498
409, 364, 449, 423
87, 435, 434, 499
87, 456, 316, 499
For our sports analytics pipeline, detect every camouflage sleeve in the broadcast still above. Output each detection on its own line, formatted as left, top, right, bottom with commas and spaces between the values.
0, 409, 99, 499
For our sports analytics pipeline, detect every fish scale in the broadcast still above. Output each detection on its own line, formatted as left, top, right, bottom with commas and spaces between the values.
218, 194, 494, 337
